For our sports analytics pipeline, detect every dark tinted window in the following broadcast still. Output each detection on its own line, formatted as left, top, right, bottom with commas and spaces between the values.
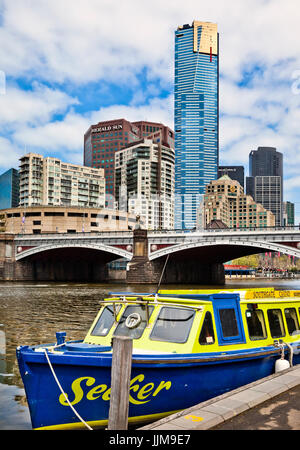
219, 308, 239, 337
91, 305, 121, 336
246, 309, 267, 340
114, 304, 154, 339
284, 308, 300, 335
199, 311, 215, 345
267, 309, 285, 338
150, 307, 195, 343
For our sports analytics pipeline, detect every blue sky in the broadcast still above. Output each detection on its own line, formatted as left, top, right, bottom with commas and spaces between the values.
1, 0, 300, 220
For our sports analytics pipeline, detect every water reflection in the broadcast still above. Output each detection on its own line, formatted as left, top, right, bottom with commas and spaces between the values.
0, 279, 299, 429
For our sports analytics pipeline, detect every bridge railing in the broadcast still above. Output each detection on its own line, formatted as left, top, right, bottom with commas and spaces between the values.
14, 230, 134, 238
148, 225, 300, 235
12, 225, 300, 238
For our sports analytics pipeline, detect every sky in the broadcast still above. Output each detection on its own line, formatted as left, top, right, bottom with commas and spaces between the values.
1, 0, 300, 220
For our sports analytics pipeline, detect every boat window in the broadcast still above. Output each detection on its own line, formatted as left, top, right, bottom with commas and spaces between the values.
91, 304, 121, 337
150, 307, 195, 343
267, 309, 286, 338
284, 308, 300, 336
219, 308, 239, 338
245, 309, 267, 340
113, 304, 154, 339
199, 311, 215, 345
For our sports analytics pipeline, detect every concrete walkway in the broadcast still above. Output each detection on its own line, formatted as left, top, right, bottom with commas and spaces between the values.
139, 365, 300, 430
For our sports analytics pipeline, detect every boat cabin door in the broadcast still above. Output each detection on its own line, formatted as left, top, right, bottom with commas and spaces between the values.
212, 294, 246, 345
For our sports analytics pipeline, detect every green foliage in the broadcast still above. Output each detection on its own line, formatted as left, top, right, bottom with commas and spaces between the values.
231, 252, 299, 270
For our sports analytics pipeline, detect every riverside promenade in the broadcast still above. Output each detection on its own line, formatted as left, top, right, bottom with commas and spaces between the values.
139, 365, 300, 431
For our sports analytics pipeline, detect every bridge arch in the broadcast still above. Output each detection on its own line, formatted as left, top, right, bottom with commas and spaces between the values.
149, 239, 300, 262
16, 242, 132, 261
14, 242, 132, 283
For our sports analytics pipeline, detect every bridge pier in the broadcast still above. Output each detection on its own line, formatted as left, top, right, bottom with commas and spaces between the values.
126, 229, 160, 284
160, 259, 225, 285
126, 229, 225, 285
0, 234, 17, 281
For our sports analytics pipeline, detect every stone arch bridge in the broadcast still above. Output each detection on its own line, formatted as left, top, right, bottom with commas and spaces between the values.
0, 227, 300, 284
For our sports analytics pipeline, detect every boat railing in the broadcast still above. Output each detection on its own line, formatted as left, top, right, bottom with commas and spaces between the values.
102, 296, 207, 311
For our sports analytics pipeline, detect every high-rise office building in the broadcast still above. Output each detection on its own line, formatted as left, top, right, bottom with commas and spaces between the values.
249, 147, 283, 178
203, 175, 275, 229
246, 147, 283, 226
84, 119, 174, 207
0, 168, 19, 209
174, 21, 219, 229
84, 119, 141, 204
218, 166, 244, 189
283, 201, 295, 226
133, 121, 175, 149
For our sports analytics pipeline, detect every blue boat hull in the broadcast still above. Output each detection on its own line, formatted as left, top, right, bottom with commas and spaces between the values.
16, 344, 300, 430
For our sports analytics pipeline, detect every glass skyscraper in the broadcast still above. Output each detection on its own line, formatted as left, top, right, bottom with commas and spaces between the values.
174, 21, 219, 229
0, 168, 19, 209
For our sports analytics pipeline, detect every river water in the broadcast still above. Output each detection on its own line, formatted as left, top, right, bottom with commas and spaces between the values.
1, 278, 300, 430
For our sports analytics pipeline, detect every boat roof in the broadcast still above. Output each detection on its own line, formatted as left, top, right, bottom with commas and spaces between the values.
107, 288, 300, 307
159, 288, 300, 301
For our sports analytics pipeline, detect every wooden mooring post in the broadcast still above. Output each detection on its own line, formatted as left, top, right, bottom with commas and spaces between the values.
108, 336, 133, 430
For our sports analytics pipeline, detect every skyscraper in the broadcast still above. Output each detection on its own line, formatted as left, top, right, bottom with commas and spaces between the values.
0, 168, 19, 209
283, 201, 295, 226
249, 147, 283, 178
246, 147, 283, 226
84, 119, 141, 205
84, 119, 174, 207
218, 166, 244, 189
174, 21, 219, 229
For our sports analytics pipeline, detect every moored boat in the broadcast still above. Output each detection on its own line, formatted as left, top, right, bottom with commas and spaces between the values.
16, 287, 300, 430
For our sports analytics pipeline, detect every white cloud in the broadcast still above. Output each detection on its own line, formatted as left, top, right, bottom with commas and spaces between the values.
0, 0, 175, 85
0, 0, 298, 86
11, 95, 174, 165
0, 136, 23, 169
219, 58, 300, 180
0, 82, 78, 129
91, 95, 174, 129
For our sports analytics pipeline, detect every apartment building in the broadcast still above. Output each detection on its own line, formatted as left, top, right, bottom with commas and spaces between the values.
115, 139, 175, 230
19, 153, 105, 208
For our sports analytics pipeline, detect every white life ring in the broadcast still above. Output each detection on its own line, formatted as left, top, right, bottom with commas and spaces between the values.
125, 313, 142, 329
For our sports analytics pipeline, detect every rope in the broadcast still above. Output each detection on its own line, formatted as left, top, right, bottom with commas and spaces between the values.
284, 342, 294, 367
43, 349, 93, 430
156, 253, 170, 294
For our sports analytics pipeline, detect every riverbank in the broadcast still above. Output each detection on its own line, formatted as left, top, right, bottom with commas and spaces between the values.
107, 268, 300, 282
